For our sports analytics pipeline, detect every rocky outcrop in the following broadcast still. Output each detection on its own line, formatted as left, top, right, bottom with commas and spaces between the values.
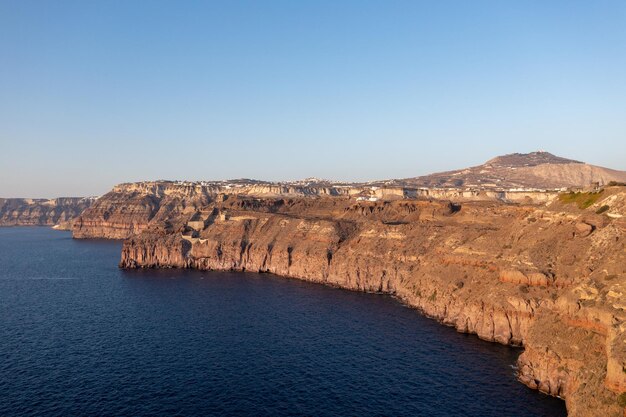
72, 184, 217, 239
499, 270, 556, 287
0, 197, 94, 227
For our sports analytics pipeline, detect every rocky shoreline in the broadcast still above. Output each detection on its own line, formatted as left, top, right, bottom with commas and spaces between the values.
84, 192, 623, 416
65, 176, 626, 417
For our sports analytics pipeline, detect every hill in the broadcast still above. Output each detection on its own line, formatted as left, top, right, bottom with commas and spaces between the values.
396, 151, 626, 190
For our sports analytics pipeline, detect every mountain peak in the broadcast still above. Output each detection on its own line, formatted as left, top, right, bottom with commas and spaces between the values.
399, 151, 624, 189
484, 151, 583, 168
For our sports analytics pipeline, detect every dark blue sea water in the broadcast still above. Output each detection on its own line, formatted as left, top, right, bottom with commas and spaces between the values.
0, 227, 566, 417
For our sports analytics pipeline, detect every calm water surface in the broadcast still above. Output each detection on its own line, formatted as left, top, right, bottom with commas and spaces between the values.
0, 228, 566, 416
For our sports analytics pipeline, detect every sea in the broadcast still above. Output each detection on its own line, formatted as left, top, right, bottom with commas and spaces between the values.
0, 227, 566, 416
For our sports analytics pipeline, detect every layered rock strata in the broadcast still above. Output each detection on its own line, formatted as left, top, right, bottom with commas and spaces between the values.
72, 180, 564, 240
0, 197, 94, 227
77, 183, 626, 417
121, 191, 626, 416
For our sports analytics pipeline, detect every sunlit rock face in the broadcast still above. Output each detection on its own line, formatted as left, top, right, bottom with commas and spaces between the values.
0, 197, 95, 228
70, 154, 626, 417
71, 152, 626, 241
99, 185, 626, 417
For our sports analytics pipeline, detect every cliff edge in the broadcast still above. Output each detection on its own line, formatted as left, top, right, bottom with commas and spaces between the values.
67, 153, 626, 416
0, 197, 95, 228
107, 187, 626, 416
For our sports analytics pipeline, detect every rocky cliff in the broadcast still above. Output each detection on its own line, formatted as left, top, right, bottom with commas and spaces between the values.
67, 152, 626, 416
113, 187, 626, 417
70, 183, 559, 240
71, 152, 626, 240
0, 197, 94, 227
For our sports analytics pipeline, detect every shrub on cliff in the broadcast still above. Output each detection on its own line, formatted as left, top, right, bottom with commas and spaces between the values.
558, 191, 603, 209
595, 205, 610, 214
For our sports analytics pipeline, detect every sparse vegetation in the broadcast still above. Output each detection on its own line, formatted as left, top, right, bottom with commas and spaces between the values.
618, 392, 626, 408
595, 205, 610, 214
428, 290, 437, 302
608, 181, 626, 187
558, 191, 604, 209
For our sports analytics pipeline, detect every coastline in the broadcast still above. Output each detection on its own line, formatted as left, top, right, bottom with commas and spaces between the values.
110, 193, 626, 417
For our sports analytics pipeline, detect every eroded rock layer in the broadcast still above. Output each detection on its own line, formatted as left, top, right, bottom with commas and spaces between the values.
0, 197, 94, 228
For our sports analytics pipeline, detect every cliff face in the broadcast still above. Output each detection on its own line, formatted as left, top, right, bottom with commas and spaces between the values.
72, 180, 562, 240
113, 188, 626, 417
72, 184, 215, 239
0, 197, 94, 227
72, 152, 626, 241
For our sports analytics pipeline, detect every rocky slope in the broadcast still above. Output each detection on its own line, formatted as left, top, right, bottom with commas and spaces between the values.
397, 151, 626, 189
72, 180, 565, 240
114, 187, 626, 417
0, 197, 94, 227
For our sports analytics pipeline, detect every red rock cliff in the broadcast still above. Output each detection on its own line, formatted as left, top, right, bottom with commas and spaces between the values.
82, 185, 626, 417
0, 197, 94, 227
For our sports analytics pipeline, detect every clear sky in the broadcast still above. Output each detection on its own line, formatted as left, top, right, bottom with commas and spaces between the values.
1, 1, 625, 197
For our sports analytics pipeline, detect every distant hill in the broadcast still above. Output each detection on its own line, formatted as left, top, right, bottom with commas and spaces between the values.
395, 151, 626, 190
0, 197, 95, 227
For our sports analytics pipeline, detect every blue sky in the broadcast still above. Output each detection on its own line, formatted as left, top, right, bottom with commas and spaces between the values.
1, 1, 625, 197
